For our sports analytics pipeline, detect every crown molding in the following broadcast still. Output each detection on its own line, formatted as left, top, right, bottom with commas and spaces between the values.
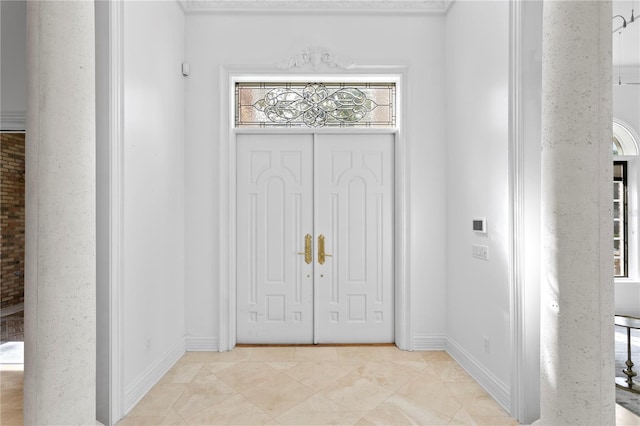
178, 0, 449, 14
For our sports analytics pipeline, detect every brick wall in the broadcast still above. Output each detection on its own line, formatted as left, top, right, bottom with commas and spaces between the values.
1, 133, 25, 309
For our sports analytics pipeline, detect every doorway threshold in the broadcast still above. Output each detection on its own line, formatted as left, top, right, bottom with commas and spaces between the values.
235, 343, 396, 348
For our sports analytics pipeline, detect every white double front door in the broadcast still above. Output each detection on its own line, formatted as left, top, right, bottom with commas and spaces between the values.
236, 133, 394, 344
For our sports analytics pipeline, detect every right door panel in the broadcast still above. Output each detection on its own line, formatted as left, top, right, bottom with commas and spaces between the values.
314, 133, 395, 343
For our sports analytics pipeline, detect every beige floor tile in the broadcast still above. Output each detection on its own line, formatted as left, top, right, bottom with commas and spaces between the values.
363, 394, 452, 425
117, 415, 168, 425
321, 374, 394, 412
378, 346, 425, 362
427, 360, 475, 383
117, 409, 187, 426
160, 362, 203, 384
172, 375, 236, 418
265, 361, 299, 370
179, 348, 252, 364
393, 360, 429, 372
420, 351, 453, 362
182, 393, 276, 425
2, 347, 530, 426
294, 346, 339, 362
248, 347, 296, 362
127, 383, 187, 418
276, 393, 362, 425
397, 372, 462, 418
283, 361, 355, 390
336, 347, 384, 362
162, 409, 190, 425
448, 407, 476, 425
458, 395, 509, 418
450, 407, 521, 426
214, 361, 279, 391
200, 361, 236, 374
240, 372, 316, 417
177, 352, 222, 364
352, 362, 417, 391
445, 381, 489, 400
469, 416, 520, 426
191, 367, 235, 387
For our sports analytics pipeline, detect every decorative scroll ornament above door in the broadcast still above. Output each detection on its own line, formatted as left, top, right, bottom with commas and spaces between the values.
278, 46, 356, 70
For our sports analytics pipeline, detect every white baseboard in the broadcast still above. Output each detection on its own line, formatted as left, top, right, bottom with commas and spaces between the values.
411, 334, 446, 351
185, 336, 219, 351
1, 112, 26, 132
123, 337, 186, 415
445, 337, 510, 414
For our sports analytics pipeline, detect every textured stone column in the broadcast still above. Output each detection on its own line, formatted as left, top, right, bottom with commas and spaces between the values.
539, 1, 614, 425
25, 1, 96, 424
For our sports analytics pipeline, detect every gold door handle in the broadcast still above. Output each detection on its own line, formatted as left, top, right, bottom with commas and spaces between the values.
297, 234, 312, 264
318, 234, 332, 265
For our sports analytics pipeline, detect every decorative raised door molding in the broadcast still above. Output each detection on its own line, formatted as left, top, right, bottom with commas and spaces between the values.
279, 46, 356, 70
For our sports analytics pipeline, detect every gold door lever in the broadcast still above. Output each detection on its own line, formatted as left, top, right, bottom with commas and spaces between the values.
297, 234, 312, 264
318, 234, 332, 265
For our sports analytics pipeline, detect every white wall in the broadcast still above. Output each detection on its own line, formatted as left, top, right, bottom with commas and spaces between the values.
122, 0, 185, 413
614, 69, 640, 133
445, 0, 512, 410
0, 0, 27, 130
183, 12, 447, 348
614, 65, 640, 315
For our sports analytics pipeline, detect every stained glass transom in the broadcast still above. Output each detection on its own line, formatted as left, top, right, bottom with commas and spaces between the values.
235, 82, 396, 128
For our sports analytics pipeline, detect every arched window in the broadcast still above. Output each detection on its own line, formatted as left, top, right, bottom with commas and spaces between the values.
613, 119, 640, 156
613, 119, 639, 278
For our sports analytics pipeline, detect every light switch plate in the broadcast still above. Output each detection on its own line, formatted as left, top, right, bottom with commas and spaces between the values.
472, 244, 489, 261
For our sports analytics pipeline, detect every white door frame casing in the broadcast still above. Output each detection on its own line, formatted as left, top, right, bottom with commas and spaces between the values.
217, 67, 411, 351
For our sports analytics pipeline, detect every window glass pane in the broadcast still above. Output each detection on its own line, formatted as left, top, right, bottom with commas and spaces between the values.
614, 181, 623, 200
613, 137, 622, 155
614, 161, 628, 278
236, 82, 396, 128
614, 163, 624, 179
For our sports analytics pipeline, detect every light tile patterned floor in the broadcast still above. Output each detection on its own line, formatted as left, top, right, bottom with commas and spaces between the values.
119, 347, 519, 425
1, 347, 639, 425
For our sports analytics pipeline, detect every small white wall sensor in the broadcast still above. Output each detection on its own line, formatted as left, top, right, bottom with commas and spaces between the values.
182, 62, 190, 76
473, 218, 487, 233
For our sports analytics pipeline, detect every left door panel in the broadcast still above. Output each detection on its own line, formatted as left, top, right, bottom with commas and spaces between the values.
236, 134, 314, 343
